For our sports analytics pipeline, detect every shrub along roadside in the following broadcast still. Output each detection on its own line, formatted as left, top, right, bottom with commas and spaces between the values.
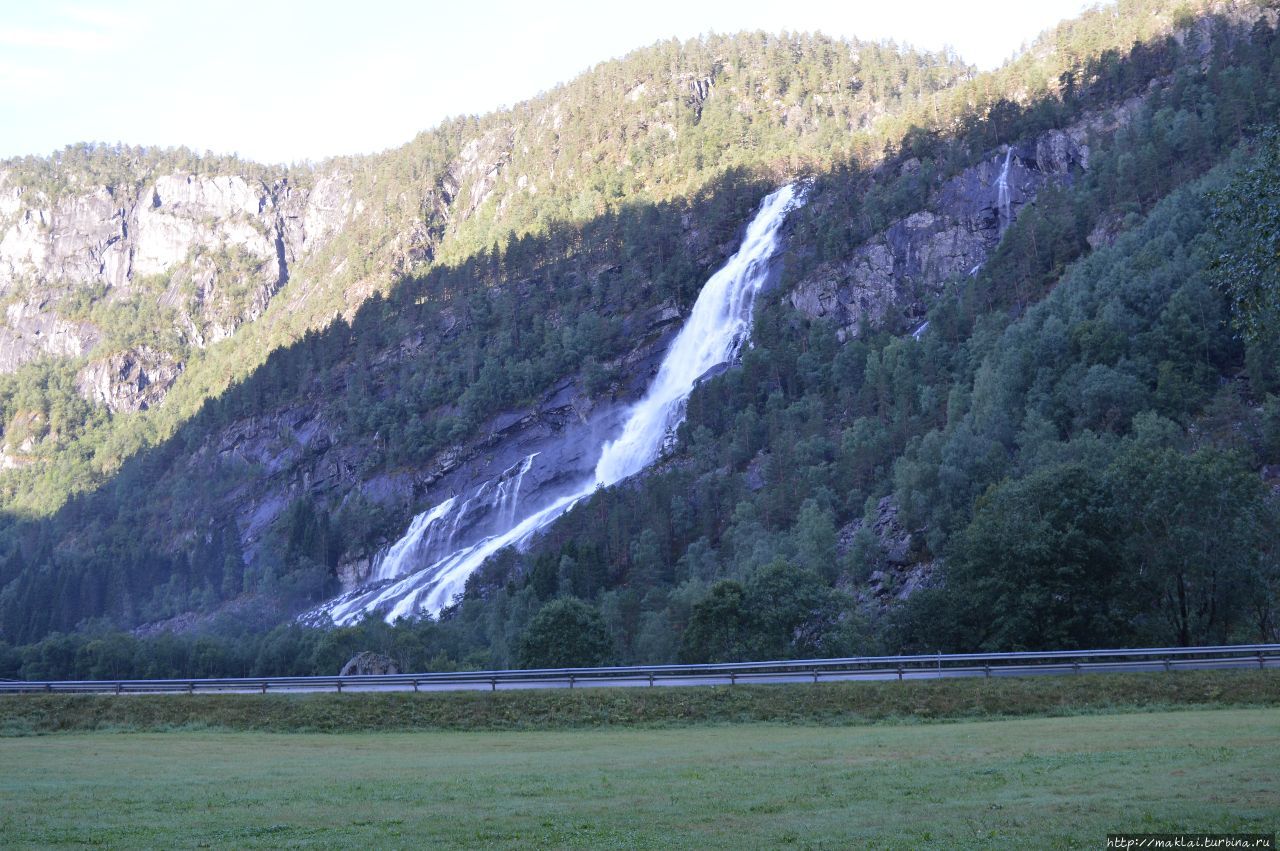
1, 669, 1275, 736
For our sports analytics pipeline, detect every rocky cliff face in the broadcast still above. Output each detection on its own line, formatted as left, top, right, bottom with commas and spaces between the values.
0, 167, 355, 376
75, 346, 183, 413
785, 106, 1151, 339
0, 296, 99, 366
0, 410, 52, 470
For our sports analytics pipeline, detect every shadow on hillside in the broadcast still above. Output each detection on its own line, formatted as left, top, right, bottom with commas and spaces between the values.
0, 8, 1271, 644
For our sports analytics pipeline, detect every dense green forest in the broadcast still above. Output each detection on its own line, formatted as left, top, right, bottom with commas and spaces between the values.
0, 0, 1222, 519
1, 0, 1278, 679
0, 31, 968, 519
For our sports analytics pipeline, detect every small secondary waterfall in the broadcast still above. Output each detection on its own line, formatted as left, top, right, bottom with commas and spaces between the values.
369, 453, 536, 584
994, 147, 1014, 231
318, 184, 802, 625
370, 496, 457, 583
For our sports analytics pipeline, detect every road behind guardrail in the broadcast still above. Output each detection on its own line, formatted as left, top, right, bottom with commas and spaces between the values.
1, 644, 1275, 696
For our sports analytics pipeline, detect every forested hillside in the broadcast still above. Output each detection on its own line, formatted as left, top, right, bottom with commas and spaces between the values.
1, 0, 1278, 679
0, 33, 965, 516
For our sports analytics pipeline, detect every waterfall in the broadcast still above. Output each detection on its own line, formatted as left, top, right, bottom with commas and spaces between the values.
494, 453, 535, 525
368, 452, 537, 584
315, 184, 802, 626
994, 147, 1013, 231
370, 496, 457, 582
592, 185, 797, 486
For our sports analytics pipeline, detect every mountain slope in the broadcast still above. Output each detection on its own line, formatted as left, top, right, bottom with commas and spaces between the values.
0, 33, 967, 516
0, 0, 1278, 671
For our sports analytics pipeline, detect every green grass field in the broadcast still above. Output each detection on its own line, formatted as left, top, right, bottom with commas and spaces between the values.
1, 707, 1276, 849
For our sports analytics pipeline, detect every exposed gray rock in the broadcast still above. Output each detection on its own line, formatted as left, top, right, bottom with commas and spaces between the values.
75, 346, 184, 413
336, 556, 373, 589
0, 297, 100, 372
339, 651, 400, 676
301, 173, 355, 249
1034, 128, 1082, 175
0, 410, 49, 469
0, 166, 358, 376
790, 123, 1092, 340
841, 495, 936, 607
0, 172, 22, 218
840, 496, 914, 564
447, 129, 513, 222
1087, 211, 1126, 249
788, 97, 1164, 342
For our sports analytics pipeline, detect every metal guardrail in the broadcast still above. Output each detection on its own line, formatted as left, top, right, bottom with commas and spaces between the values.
0, 644, 1275, 696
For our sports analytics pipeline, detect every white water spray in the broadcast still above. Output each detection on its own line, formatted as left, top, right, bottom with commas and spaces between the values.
368, 452, 536, 586
317, 184, 802, 625
371, 496, 457, 582
593, 186, 797, 486
994, 147, 1014, 231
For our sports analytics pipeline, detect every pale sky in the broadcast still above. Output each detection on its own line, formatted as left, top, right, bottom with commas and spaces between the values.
0, 0, 1098, 164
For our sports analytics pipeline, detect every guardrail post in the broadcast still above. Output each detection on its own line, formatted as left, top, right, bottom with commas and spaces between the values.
336, 680, 343, 693
1073, 661, 1080, 674
648, 673, 654, 687
44, 683, 50, 693
897, 666, 904, 681
568, 675, 575, 690
730, 672, 736, 686
1163, 659, 1171, 673
260, 682, 267, 694
984, 665, 991, 679
413, 679, 419, 692
188, 682, 194, 695
490, 678, 496, 692
812, 670, 819, 684
1260, 654, 1266, 670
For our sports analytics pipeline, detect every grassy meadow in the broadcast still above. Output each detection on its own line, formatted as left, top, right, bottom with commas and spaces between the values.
0, 708, 1276, 848
2, 673, 1276, 847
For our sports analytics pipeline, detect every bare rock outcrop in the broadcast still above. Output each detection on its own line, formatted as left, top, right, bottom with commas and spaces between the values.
0, 166, 357, 374
445, 129, 514, 223
75, 346, 184, 413
790, 126, 1090, 340
0, 410, 51, 469
0, 297, 100, 371
841, 496, 936, 607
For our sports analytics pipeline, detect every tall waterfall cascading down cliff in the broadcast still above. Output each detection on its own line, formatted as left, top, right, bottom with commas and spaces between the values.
994, 147, 1014, 231
315, 184, 802, 625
